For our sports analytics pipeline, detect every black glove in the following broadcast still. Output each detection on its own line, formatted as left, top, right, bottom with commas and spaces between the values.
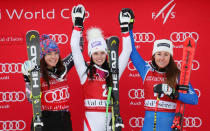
177, 84, 189, 93
121, 8, 135, 30
109, 116, 124, 130
154, 84, 179, 100
71, 4, 85, 28
119, 9, 133, 33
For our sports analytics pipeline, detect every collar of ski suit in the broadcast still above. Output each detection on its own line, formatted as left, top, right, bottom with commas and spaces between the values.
150, 60, 166, 73
94, 64, 109, 79
47, 66, 67, 81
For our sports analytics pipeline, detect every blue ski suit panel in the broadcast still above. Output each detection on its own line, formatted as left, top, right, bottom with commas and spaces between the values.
142, 111, 175, 131
129, 30, 198, 131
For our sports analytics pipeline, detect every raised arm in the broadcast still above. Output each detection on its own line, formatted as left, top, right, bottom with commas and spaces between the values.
129, 31, 150, 81
118, 9, 133, 79
71, 4, 87, 85
63, 32, 84, 73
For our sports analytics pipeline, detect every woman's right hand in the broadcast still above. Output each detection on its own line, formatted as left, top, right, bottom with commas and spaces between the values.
71, 4, 86, 28
21, 60, 35, 76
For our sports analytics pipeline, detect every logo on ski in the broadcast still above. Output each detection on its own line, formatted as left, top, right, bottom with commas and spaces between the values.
30, 46, 39, 89
187, 40, 192, 47
111, 40, 117, 46
34, 99, 40, 104
30, 35, 36, 41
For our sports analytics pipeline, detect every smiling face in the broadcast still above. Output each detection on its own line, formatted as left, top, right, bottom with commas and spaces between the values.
154, 51, 170, 69
44, 52, 59, 69
91, 51, 107, 66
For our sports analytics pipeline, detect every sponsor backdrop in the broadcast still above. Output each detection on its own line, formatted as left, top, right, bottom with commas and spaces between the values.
0, 0, 209, 130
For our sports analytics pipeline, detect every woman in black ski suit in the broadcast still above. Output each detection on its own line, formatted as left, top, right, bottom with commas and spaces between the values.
21, 34, 83, 131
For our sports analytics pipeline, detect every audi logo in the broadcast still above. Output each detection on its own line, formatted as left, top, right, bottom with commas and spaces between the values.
44, 87, 70, 103
127, 61, 151, 72
170, 32, 199, 42
85, 11, 90, 19
0, 63, 22, 73
128, 89, 144, 99
129, 117, 144, 128
127, 61, 136, 71
194, 89, 201, 98
0, 91, 25, 102
128, 60, 200, 71
0, 120, 26, 130
133, 32, 155, 43
128, 117, 201, 128
48, 34, 68, 44
183, 117, 202, 128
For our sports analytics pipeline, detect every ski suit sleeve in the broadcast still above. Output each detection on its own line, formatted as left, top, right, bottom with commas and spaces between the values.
119, 34, 132, 79
62, 54, 74, 73
63, 34, 84, 73
70, 29, 87, 85
23, 75, 32, 103
178, 82, 198, 105
129, 30, 150, 80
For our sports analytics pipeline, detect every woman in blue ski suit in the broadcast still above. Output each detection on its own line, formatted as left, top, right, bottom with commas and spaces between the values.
130, 32, 198, 131
126, 11, 199, 130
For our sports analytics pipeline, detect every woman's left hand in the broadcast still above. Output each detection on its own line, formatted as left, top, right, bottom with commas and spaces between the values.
154, 84, 179, 100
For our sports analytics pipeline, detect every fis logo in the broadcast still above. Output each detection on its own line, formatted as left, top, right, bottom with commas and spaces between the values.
152, 0, 176, 24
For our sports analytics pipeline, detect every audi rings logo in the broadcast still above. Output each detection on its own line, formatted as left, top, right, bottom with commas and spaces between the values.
0, 120, 26, 130
127, 61, 151, 71
44, 87, 70, 103
0, 91, 25, 102
129, 117, 144, 128
183, 117, 202, 128
0, 63, 22, 73
194, 89, 201, 98
85, 11, 90, 19
128, 89, 144, 99
48, 34, 68, 44
133, 32, 155, 43
127, 61, 136, 71
175, 60, 200, 71
170, 32, 199, 42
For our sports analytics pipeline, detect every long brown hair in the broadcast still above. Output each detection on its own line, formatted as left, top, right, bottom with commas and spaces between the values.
152, 55, 180, 88
40, 56, 65, 88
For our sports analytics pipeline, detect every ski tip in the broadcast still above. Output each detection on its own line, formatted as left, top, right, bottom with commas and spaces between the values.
106, 36, 119, 41
26, 30, 39, 35
184, 37, 196, 48
106, 36, 119, 47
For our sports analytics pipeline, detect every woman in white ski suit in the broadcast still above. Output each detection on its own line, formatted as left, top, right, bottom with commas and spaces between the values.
71, 4, 133, 131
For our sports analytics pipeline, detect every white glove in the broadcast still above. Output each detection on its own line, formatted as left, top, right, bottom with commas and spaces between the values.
71, 4, 86, 27
162, 84, 173, 95
21, 60, 35, 76
119, 11, 131, 33
154, 84, 178, 99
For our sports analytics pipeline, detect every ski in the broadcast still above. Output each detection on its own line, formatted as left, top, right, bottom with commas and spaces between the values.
26, 30, 43, 131
171, 37, 196, 131
107, 36, 124, 131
